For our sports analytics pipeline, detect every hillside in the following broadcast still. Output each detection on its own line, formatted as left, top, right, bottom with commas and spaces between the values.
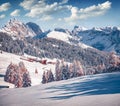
0, 32, 111, 66
0, 52, 56, 87
0, 72, 120, 106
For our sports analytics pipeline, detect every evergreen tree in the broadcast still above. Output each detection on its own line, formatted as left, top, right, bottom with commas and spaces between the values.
42, 71, 47, 84
61, 64, 69, 80
23, 72, 31, 87
42, 70, 54, 84
47, 69, 54, 82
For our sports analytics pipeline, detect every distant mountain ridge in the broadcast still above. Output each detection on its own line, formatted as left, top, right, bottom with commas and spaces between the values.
72, 26, 120, 54
1, 19, 120, 55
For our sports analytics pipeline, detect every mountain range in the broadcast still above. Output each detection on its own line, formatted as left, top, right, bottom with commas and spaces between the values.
0, 19, 120, 55
72, 26, 120, 54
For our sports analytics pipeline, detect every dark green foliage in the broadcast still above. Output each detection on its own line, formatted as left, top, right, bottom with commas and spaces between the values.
42, 71, 47, 84
41, 70, 54, 84
0, 32, 23, 55
61, 64, 69, 80
23, 72, 31, 87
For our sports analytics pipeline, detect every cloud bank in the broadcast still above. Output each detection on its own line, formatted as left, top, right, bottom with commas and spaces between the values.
19, 0, 111, 23
20, 0, 71, 20
65, 1, 111, 22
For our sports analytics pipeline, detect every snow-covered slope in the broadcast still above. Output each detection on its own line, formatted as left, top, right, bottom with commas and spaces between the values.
0, 52, 56, 87
47, 30, 92, 49
0, 19, 36, 40
54, 28, 72, 35
72, 26, 88, 34
72, 26, 120, 54
47, 30, 72, 43
0, 72, 120, 106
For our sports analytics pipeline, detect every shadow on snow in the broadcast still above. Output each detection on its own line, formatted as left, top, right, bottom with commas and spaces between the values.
44, 73, 120, 100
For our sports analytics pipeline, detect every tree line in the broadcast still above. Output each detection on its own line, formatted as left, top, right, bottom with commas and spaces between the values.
42, 54, 120, 84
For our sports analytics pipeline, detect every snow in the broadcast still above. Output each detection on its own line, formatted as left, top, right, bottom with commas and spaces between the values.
118, 27, 120, 31
0, 52, 56, 87
0, 19, 36, 39
72, 26, 120, 53
76, 30, 113, 51
78, 42, 92, 49
92, 27, 103, 31
74, 26, 88, 31
47, 31, 72, 43
0, 72, 120, 106
47, 30, 91, 49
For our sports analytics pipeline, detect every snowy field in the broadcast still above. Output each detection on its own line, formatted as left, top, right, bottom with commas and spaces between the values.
0, 72, 120, 106
0, 52, 56, 87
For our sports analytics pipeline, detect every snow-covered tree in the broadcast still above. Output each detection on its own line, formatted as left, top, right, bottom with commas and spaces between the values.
109, 52, 120, 67
68, 60, 84, 78
76, 60, 84, 76
69, 64, 74, 78
55, 60, 61, 81
4, 61, 31, 88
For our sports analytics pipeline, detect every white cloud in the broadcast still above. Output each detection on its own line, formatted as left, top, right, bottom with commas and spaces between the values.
20, 0, 111, 22
20, 0, 36, 10
20, 0, 71, 20
60, 0, 69, 4
0, 2, 11, 12
65, 1, 111, 21
58, 18, 62, 21
10, 9, 20, 16
26, 2, 58, 17
40, 15, 53, 21
0, 14, 5, 19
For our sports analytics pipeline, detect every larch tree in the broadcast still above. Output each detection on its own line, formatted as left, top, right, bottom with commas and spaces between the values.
4, 61, 31, 88
55, 60, 61, 81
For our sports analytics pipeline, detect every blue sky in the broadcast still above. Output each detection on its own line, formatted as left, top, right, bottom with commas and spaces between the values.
0, 0, 120, 30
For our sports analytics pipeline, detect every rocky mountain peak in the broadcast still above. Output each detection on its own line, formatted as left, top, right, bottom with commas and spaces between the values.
0, 18, 36, 40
